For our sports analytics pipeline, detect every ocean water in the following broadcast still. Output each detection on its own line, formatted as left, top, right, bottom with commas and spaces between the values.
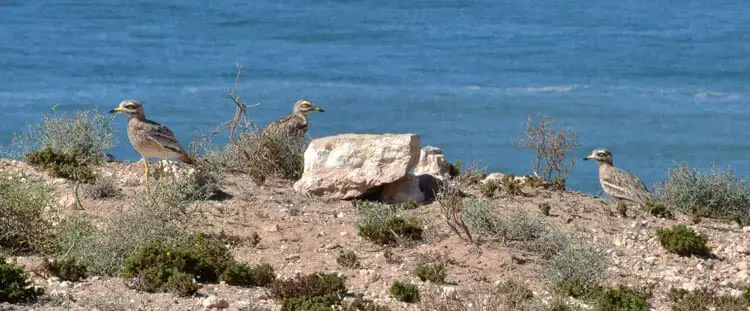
2, 0, 750, 195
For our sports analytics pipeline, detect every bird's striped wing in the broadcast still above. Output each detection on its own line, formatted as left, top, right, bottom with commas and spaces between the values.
143, 120, 188, 155
601, 167, 651, 204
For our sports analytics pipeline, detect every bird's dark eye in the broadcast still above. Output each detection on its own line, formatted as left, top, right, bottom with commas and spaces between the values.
597, 152, 607, 157
124, 105, 135, 109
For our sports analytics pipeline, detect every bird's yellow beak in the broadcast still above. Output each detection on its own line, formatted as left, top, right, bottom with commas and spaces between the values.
109, 106, 125, 114
313, 106, 325, 112
583, 155, 594, 161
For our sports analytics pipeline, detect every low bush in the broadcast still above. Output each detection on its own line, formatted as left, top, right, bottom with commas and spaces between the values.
539, 203, 552, 216
342, 295, 391, 311
546, 240, 608, 297
42, 257, 87, 282
271, 272, 346, 309
517, 114, 579, 185
656, 225, 710, 256
668, 287, 749, 311
594, 285, 649, 311
656, 163, 750, 225
0, 172, 58, 254
390, 282, 419, 303
121, 233, 234, 295
502, 174, 525, 196
643, 201, 673, 219
355, 201, 423, 246
220, 262, 275, 287
25, 147, 96, 183
461, 198, 500, 235
83, 175, 120, 199
337, 250, 360, 269
481, 180, 499, 198
0, 256, 44, 303
418, 281, 540, 311
414, 262, 446, 284
9, 108, 114, 161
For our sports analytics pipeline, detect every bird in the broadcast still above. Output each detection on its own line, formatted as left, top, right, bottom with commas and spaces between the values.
110, 99, 194, 193
584, 148, 651, 208
263, 99, 324, 142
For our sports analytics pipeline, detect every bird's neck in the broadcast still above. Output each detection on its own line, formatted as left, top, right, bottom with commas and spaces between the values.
128, 114, 147, 121
597, 161, 614, 169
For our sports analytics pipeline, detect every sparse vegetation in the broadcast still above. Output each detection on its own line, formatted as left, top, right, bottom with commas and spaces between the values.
668, 287, 749, 311
656, 163, 750, 225
517, 114, 579, 186
9, 108, 115, 162
0, 172, 57, 254
461, 198, 500, 235
42, 257, 87, 282
220, 262, 276, 287
436, 179, 474, 243
25, 147, 97, 183
418, 281, 540, 311
594, 285, 649, 311
481, 179, 499, 198
342, 295, 392, 311
643, 201, 673, 219
270, 272, 347, 307
502, 174, 525, 196
337, 250, 360, 269
546, 240, 608, 297
390, 282, 419, 303
83, 174, 119, 199
539, 202, 552, 216
0, 256, 44, 303
656, 224, 710, 256
355, 201, 423, 246
414, 261, 446, 284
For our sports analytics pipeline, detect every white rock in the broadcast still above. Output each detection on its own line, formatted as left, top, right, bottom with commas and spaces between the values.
482, 172, 505, 185
380, 174, 425, 204
293, 133, 420, 199
413, 146, 450, 180
202, 295, 229, 309
266, 224, 280, 232
234, 301, 251, 310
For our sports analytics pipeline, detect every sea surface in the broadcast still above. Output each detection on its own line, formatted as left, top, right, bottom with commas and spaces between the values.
2, 0, 750, 195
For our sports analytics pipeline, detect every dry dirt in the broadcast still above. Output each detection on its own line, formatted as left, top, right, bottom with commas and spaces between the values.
0, 158, 748, 311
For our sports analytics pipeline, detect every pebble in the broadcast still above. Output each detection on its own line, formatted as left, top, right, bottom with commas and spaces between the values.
743, 226, 750, 234
202, 295, 229, 309
234, 301, 251, 309
266, 224, 280, 232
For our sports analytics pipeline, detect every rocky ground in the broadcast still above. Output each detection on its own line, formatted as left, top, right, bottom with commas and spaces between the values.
0, 158, 748, 311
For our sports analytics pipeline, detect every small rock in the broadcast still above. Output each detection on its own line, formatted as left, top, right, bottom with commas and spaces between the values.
336, 212, 345, 218
202, 295, 229, 309
340, 232, 348, 237
234, 301, 251, 309
644, 256, 657, 265
743, 226, 750, 233
285, 254, 301, 261
266, 224, 280, 232
59, 281, 71, 289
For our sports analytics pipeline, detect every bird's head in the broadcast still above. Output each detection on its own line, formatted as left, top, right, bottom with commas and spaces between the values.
584, 148, 613, 165
109, 99, 145, 118
293, 99, 324, 115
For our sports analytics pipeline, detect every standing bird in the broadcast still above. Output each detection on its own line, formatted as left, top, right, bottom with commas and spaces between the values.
110, 99, 194, 193
263, 99, 324, 142
584, 148, 651, 208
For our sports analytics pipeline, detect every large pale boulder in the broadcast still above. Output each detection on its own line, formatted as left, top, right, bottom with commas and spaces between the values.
293, 133, 421, 200
413, 146, 450, 180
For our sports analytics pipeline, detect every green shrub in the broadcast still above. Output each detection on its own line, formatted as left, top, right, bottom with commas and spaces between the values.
122, 234, 233, 289
355, 202, 423, 246
342, 295, 391, 311
220, 262, 275, 287
547, 241, 608, 297
218, 129, 306, 185
643, 201, 673, 219
25, 147, 96, 183
9, 108, 114, 161
337, 250, 360, 269
389, 281, 419, 303
414, 262, 446, 284
668, 287, 749, 311
448, 160, 462, 177
481, 180, 499, 198
43, 257, 87, 282
656, 225, 710, 256
163, 271, 201, 297
656, 163, 750, 224
496, 212, 546, 243
594, 286, 649, 311
0, 172, 57, 254
281, 297, 334, 311
270, 272, 346, 303
0, 256, 44, 303
83, 175, 119, 199
502, 174, 525, 196
461, 198, 500, 234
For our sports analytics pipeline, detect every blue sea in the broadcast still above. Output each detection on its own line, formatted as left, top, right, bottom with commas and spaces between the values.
2, 0, 750, 194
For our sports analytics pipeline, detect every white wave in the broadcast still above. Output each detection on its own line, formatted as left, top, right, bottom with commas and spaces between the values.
525, 85, 581, 93
694, 91, 742, 99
